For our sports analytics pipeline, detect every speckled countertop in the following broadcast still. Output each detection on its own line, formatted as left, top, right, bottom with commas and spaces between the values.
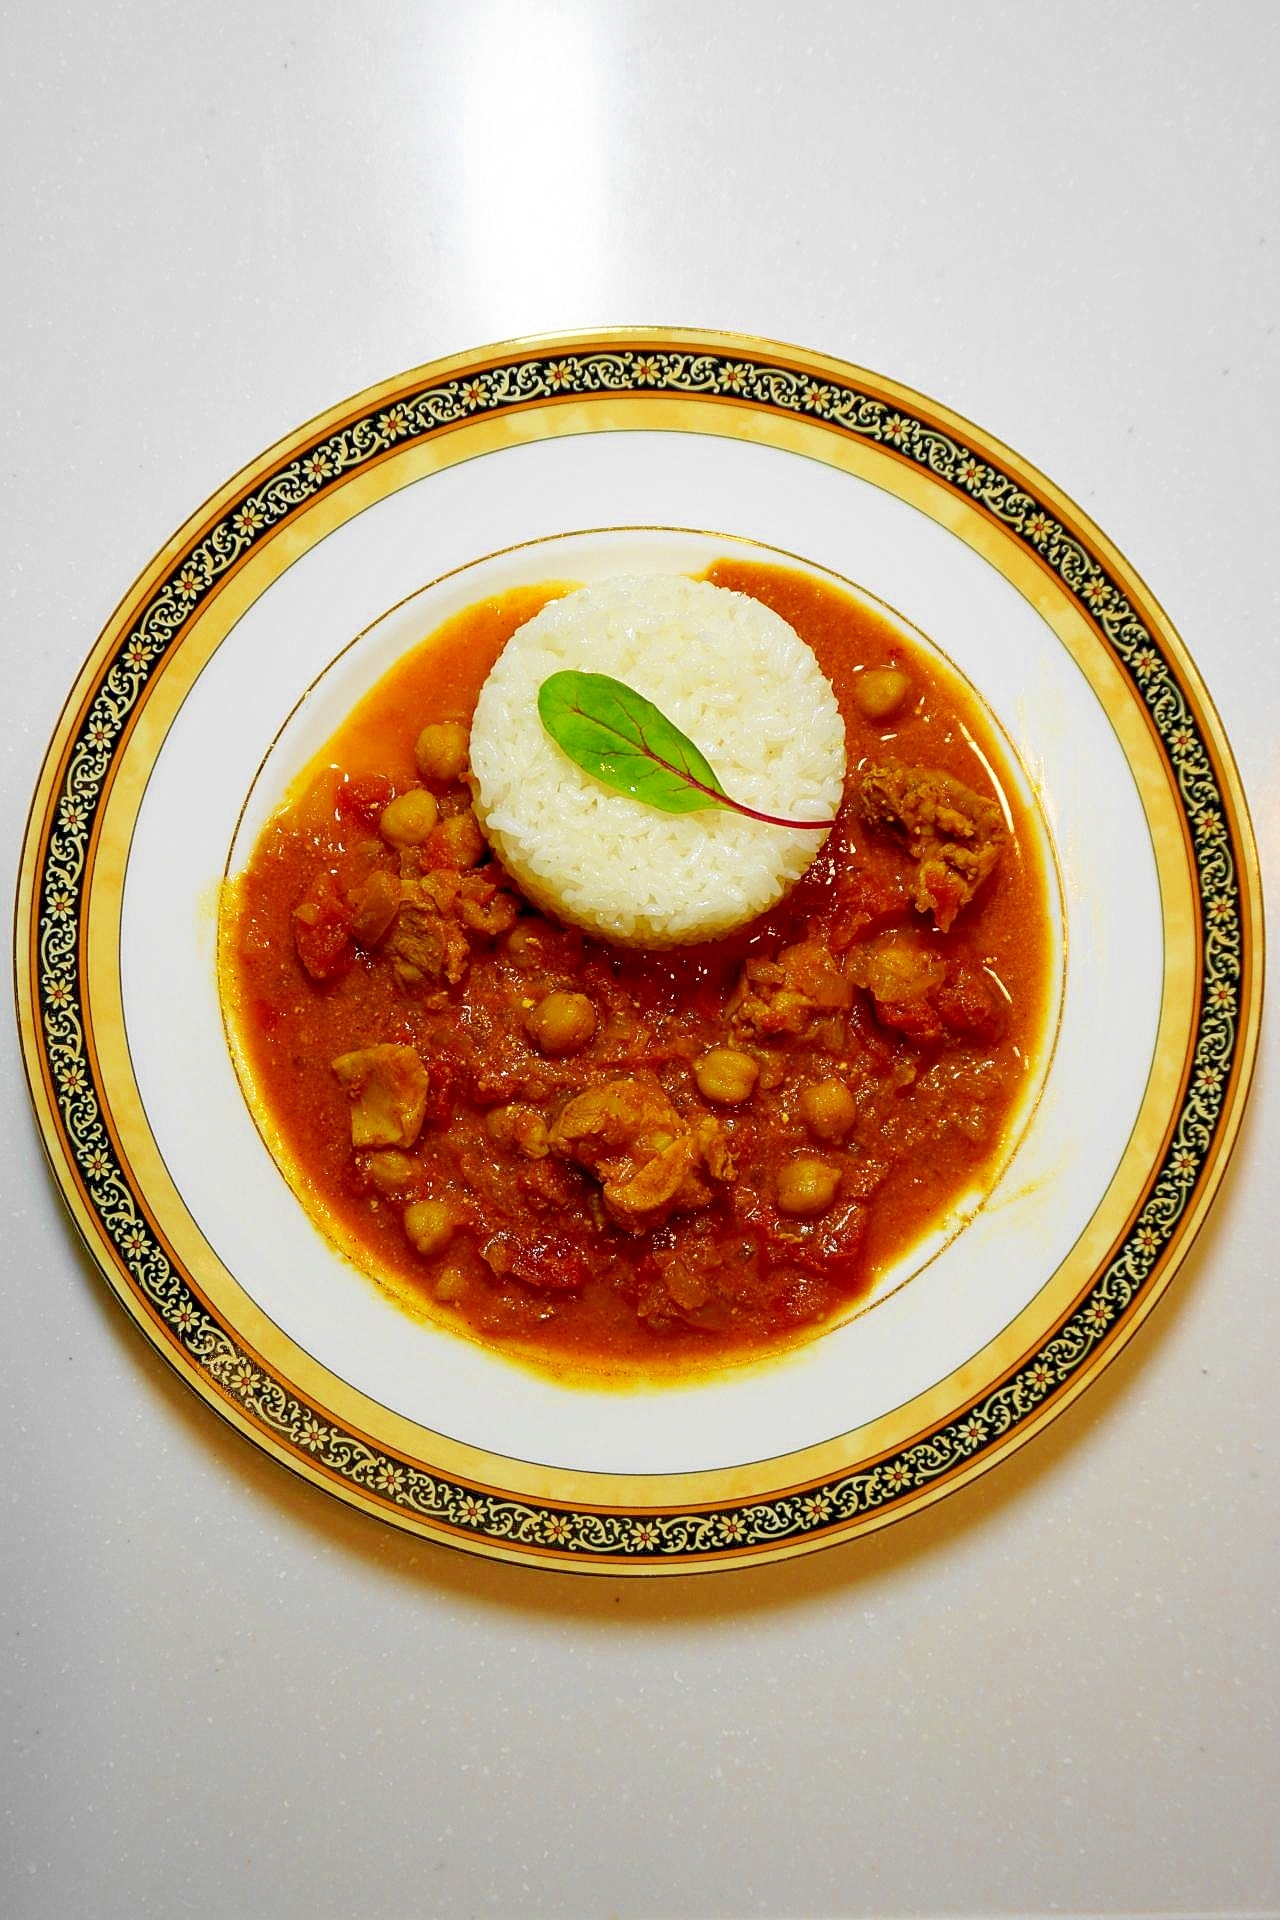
3, 5, 1276, 1916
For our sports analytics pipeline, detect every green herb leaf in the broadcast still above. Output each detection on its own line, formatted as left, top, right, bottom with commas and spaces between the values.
537, 671, 833, 830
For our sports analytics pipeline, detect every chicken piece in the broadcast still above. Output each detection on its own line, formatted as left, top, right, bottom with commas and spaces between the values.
331, 1043, 431, 1149
732, 938, 853, 1037
547, 1075, 732, 1231
548, 1076, 677, 1167
387, 875, 471, 989
855, 762, 1006, 930
608, 1133, 701, 1221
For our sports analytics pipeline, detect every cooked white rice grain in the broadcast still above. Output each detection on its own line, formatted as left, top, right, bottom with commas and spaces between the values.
470, 575, 846, 947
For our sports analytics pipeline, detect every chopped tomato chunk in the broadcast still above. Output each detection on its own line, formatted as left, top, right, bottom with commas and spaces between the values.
337, 772, 394, 826
292, 873, 353, 980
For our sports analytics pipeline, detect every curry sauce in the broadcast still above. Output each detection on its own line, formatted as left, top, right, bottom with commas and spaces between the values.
220, 562, 1054, 1380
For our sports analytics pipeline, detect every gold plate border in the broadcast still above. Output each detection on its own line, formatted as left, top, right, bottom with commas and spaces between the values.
14, 327, 1265, 1571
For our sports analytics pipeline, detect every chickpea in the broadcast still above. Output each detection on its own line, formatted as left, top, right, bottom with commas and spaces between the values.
433, 1266, 468, 1303
414, 719, 470, 784
366, 1149, 418, 1194
504, 918, 552, 967
403, 1199, 456, 1257
694, 1047, 760, 1106
853, 666, 912, 723
378, 787, 438, 847
776, 1156, 841, 1217
798, 1076, 857, 1143
525, 990, 596, 1057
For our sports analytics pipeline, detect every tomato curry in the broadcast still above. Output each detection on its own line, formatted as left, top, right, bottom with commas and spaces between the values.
220, 562, 1053, 1380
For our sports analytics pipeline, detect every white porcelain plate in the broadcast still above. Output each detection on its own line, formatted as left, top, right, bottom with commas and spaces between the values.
16, 331, 1263, 1571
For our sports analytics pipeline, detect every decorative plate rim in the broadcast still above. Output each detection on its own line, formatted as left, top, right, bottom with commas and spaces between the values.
14, 327, 1265, 1573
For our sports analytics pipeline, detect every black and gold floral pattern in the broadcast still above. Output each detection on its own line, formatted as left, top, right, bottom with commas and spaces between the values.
24, 337, 1257, 1566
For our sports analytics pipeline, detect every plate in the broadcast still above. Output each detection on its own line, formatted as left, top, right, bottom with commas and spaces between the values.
15, 329, 1263, 1572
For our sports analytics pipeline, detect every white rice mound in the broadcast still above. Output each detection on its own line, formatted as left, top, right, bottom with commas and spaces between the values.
470, 575, 846, 947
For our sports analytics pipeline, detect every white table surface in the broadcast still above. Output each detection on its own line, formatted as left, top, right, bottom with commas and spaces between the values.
3, 5, 1276, 1917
